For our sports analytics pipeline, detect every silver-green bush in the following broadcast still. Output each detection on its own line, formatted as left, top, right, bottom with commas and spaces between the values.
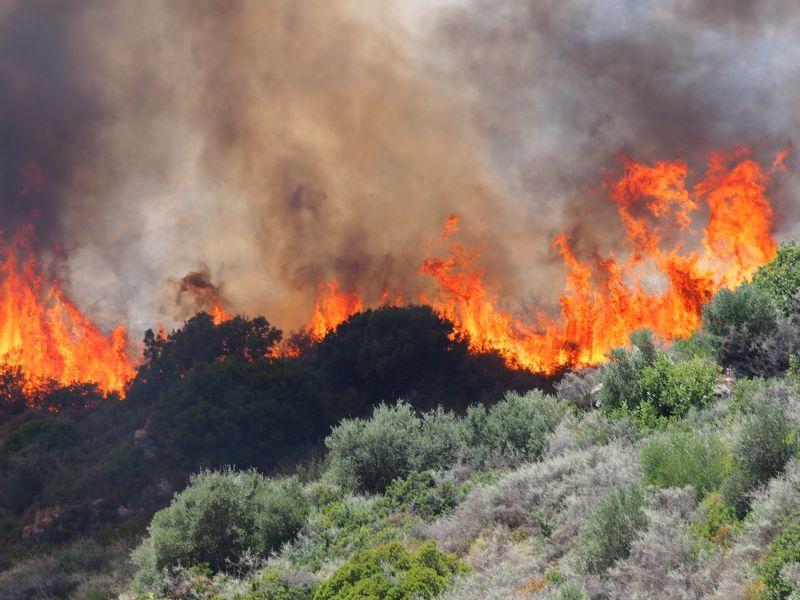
130, 469, 308, 592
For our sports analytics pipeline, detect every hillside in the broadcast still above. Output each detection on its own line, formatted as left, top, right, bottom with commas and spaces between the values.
1, 246, 800, 598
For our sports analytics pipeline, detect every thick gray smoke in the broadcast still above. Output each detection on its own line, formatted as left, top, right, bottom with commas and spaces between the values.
0, 0, 797, 345
433, 0, 800, 246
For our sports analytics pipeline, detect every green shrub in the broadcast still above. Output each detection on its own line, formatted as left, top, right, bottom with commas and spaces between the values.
413, 408, 466, 471
243, 571, 312, 600
312, 540, 467, 600
638, 355, 719, 425
753, 241, 800, 316
722, 398, 797, 517
575, 485, 648, 574
554, 582, 589, 600
325, 402, 464, 493
131, 469, 309, 586
702, 283, 781, 373
380, 471, 459, 518
598, 346, 649, 414
758, 509, 800, 598
0, 417, 79, 467
640, 430, 732, 499
463, 390, 560, 463
689, 492, 739, 547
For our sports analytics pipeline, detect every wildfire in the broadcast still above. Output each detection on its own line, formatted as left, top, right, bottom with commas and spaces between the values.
0, 224, 135, 396
307, 281, 363, 340
307, 149, 781, 373
210, 302, 231, 325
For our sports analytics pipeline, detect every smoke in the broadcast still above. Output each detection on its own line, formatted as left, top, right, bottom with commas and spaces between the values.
173, 268, 228, 322
432, 0, 800, 239
0, 0, 798, 343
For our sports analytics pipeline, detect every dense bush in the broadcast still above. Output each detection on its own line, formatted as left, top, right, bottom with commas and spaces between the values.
753, 241, 800, 316
722, 397, 797, 517
325, 402, 464, 493
701, 283, 791, 375
554, 582, 589, 600
131, 469, 308, 588
640, 430, 732, 499
575, 485, 648, 574
462, 390, 560, 464
638, 355, 718, 425
312, 541, 466, 600
599, 346, 718, 429
598, 346, 650, 413
758, 509, 800, 598
689, 492, 739, 547
155, 358, 331, 469
129, 313, 282, 405
313, 305, 521, 413
380, 471, 459, 518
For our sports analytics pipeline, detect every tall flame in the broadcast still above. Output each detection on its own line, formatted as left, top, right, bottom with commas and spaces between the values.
307, 149, 780, 373
0, 224, 135, 395
307, 281, 363, 340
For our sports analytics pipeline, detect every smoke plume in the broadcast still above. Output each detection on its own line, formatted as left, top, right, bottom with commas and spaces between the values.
0, 0, 798, 343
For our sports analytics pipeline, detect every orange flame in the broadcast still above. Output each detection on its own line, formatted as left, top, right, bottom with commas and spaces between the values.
0, 224, 135, 396
210, 302, 231, 325
307, 280, 363, 340
306, 148, 781, 373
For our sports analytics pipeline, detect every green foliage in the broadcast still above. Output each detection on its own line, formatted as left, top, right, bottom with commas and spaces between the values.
637, 356, 719, 426
312, 540, 467, 600
156, 358, 330, 469
600, 347, 718, 430
462, 389, 560, 464
132, 469, 309, 582
575, 485, 648, 574
701, 283, 782, 373
242, 571, 311, 600
554, 582, 589, 600
325, 402, 464, 493
598, 346, 649, 414
722, 398, 797, 518
380, 471, 459, 518
0, 416, 79, 467
640, 430, 732, 499
703, 284, 778, 339
689, 492, 739, 547
288, 488, 405, 570
129, 313, 282, 405
758, 509, 800, 598
753, 241, 800, 315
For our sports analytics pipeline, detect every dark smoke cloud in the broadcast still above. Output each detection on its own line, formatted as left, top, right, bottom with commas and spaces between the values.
173, 268, 227, 322
0, 0, 797, 342
0, 0, 104, 241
